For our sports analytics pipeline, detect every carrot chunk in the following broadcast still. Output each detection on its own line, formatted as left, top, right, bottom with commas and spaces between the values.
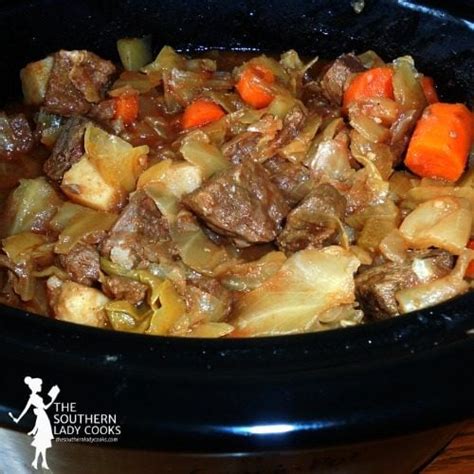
343, 67, 394, 110
421, 76, 439, 104
114, 94, 139, 124
466, 240, 474, 278
404, 103, 473, 182
235, 65, 275, 109
182, 99, 225, 129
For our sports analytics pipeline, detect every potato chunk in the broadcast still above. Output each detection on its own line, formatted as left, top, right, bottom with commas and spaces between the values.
48, 279, 109, 328
20, 57, 54, 105
61, 155, 121, 212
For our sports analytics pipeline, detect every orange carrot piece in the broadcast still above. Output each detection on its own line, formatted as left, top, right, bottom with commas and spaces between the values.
114, 94, 139, 124
421, 76, 439, 104
343, 67, 394, 110
405, 103, 473, 182
235, 65, 275, 109
466, 240, 474, 278
182, 99, 225, 129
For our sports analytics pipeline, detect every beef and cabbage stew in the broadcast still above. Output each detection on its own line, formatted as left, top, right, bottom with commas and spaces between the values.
0, 39, 473, 337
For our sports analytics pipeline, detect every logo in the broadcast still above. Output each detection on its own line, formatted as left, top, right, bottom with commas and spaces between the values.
9, 376, 121, 470
9, 377, 59, 470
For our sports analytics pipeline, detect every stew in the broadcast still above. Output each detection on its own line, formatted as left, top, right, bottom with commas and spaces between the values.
0, 39, 473, 337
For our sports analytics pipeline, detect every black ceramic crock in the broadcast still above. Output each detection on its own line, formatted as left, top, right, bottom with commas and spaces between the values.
0, 1, 473, 473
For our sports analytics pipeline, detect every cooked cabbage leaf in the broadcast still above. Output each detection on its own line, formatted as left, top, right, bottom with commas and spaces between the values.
231, 246, 360, 336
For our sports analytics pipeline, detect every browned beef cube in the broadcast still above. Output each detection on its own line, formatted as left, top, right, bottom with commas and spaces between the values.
277, 183, 346, 252
321, 53, 365, 105
43, 117, 89, 181
0, 113, 34, 158
59, 243, 100, 286
183, 161, 289, 246
100, 191, 170, 269
102, 276, 148, 306
355, 250, 454, 320
264, 156, 312, 206
44, 50, 116, 116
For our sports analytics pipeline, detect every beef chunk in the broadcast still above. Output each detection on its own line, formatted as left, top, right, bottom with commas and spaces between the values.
184, 274, 233, 320
321, 54, 365, 105
355, 250, 454, 320
59, 243, 100, 286
101, 191, 170, 269
0, 113, 34, 158
44, 50, 116, 116
273, 106, 306, 148
102, 276, 148, 306
222, 132, 261, 165
43, 117, 89, 181
278, 183, 346, 252
88, 99, 116, 123
264, 156, 312, 206
183, 161, 289, 246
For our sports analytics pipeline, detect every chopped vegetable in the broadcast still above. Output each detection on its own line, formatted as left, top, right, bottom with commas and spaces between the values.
392, 57, 427, 113
117, 36, 152, 71
137, 159, 202, 218
1, 177, 62, 237
53, 203, 117, 254
141, 45, 186, 75
405, 103, 473, 181
2, 232, 50, 265
186, 322, 234, 338
182, 99, 225, 129
343, 67, 394, 110
61, 155, 121, 212
106, 300, 151, 333
235, 65, 275, 109
84, 124, 148, 193
399, 196, 472, 254
231, 247, 360, 337
147, 280, 186, 335
48, 278, 109, 328
170, 212, 233, 276
466, 240, 474, 278
396, 249, 472, 313
180, 131, 229, 178
421, 76, 439, 104
114, 93, 140, 124
218, 251, 287, 292
20, 56, 53, 105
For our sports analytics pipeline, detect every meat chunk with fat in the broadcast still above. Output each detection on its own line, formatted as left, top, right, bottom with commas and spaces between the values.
59, 243, 100, 286
183, 161, 289, 246
321, 53, 365, 105
102, 276, 148, 306
355, 250, 454, 320
43, 117, 89, 181
278, 183, 346, 252
100, 191, 170, 269
44, 50, 116, 116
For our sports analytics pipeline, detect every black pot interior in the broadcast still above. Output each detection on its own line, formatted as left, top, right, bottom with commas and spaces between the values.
0, 0, 473, 453
0, 0, 473, 106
